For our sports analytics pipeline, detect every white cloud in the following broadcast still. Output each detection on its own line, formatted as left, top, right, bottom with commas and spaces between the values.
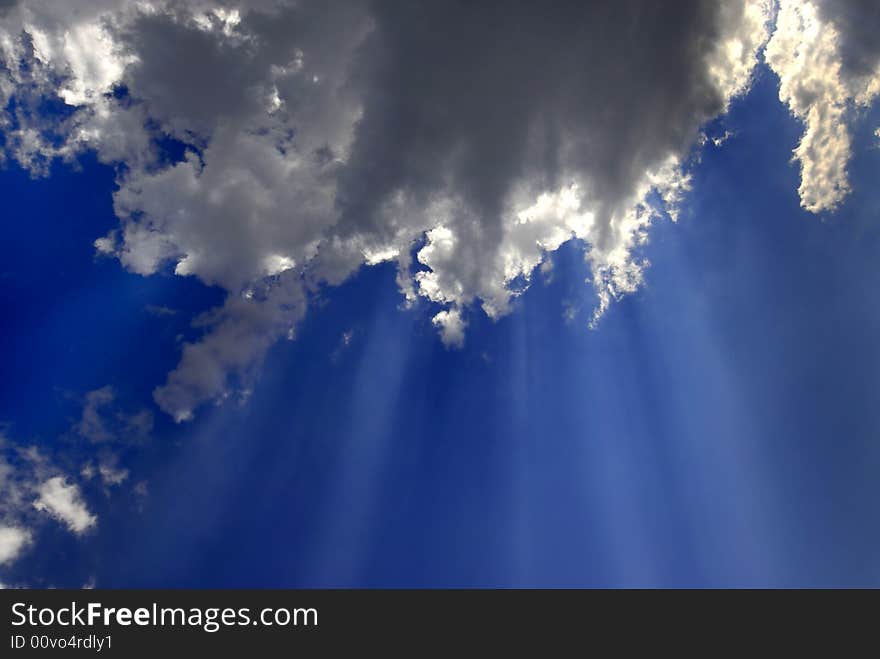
432, 308, 466, 349
81, 460, 129, 486
0, 391, 143, 579
98, 462, 128, 486
58, 20, 132, 106
0, 526, 30, 565
0, 439, 97, 574
711, 130, 735, 147
33, 477, 97, 534
765, 0, 880, 212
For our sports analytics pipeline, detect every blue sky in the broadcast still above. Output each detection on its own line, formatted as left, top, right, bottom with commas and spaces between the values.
1, 1, 880, 587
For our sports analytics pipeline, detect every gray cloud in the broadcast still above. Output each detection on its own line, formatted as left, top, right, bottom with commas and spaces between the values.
7, 1, 876, 420
153, 277, 308, 421
75, 386, 153, 444
338, 2, 725, 238
816, 0, 880, 79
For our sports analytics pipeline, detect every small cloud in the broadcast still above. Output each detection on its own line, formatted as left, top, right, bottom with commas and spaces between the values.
0, 526, 31, 566
33, 477, 97, 534
122, 409, 154, 444
133, 481, 148, 498
81, 460, 129, 487
539, 257, 555, 284
710, 130, 733, 147
432, 308, 466, 349
93, 233, 117, 257
74, 386, 153, 445
80, 463, 95, 481
0, 431, 120, 577
133, 481, 149, 513
331, 329, 356, 363
97, 459, 128, 487
145, 304, 177, 317
562, 301, 580, 324
75, 386, 115, 443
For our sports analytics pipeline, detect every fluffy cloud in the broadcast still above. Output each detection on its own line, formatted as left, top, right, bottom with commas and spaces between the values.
0, 436, 97, 574
0, 0, 773, 418
432, 308, 466, 350
3, 1, 875, 421
33, 477, 97, 534
0, 383, 150, 579
765, 0, 880, 212
0, 525, 30, 565
0, 447, 37, 568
